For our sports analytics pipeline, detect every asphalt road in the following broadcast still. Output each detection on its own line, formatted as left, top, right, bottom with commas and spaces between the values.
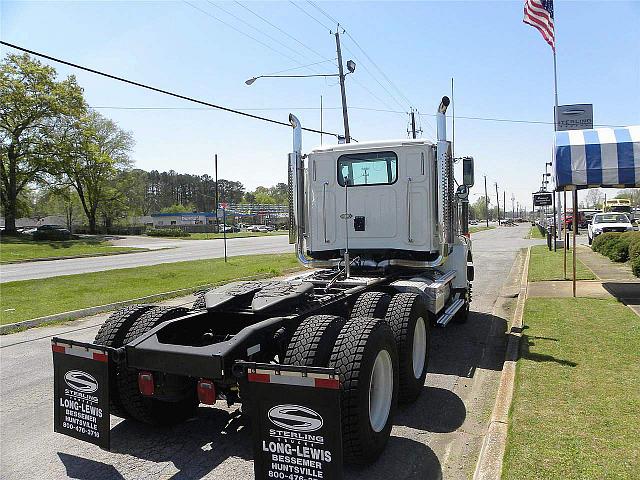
0, 225, 541, 480
0, 235, 291, 283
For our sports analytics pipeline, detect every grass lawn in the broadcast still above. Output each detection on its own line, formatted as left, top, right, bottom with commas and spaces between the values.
503, 298, 640, 480
469, 226, 495, 234
528, 245, 596, 282
0, 253, 299, 325
0, 237, 142, 263
185, 231, 287, 240
528, 226, 545, 239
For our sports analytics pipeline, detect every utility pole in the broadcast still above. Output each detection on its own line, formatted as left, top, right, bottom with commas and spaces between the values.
214, 154, 219, 233
503, 191, 506, 221
495, 182, 501, 226
335, 29, 351, 143
484, 176, 489, 227
512, 194, 516, 219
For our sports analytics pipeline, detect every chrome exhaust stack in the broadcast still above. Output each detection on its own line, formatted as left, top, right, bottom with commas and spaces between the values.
288, 114, 340, 268
436, 96, 453, 258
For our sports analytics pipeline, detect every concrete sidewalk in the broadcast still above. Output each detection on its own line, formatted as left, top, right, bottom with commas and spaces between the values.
529, 246, 640, 316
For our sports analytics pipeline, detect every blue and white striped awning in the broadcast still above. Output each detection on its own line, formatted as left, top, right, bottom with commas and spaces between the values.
554, 125, 640, 190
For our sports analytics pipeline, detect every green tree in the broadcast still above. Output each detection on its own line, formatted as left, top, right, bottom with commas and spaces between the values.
36, 186, 82, 231
0, 53, 85, 233
470, 195, 490, 220
616, 189, 640, 206
160, 203, 195, 214
58, 110, 133, 233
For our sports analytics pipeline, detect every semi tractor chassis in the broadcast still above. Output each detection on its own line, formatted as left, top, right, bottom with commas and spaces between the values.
52, 95, 475, 469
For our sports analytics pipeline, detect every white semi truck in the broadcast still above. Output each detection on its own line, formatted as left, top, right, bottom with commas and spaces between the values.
51, 96, 475, 470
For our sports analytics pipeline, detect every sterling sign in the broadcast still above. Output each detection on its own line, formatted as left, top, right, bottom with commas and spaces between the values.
555, 104, 593, 131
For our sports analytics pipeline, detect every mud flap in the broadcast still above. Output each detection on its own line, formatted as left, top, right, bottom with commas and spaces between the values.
236, 362, 344, 480
52, 338, 113, 450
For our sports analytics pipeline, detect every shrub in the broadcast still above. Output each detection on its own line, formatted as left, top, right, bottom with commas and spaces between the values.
146, 228, 190, 238
631, 256, 640, 277
628, 236, 640, 262
592, 232, 622, 255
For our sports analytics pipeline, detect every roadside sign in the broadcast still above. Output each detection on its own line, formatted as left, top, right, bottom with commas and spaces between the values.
533, 192, 553, 207
238, 362, 343, 480
52, 338, 111, 450
555, 104, 593, 131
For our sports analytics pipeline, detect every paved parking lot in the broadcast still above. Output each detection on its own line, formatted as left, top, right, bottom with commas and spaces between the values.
0, 225, 541, 479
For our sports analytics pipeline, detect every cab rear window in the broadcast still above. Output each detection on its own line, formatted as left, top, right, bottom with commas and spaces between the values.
337, 151, 397, 186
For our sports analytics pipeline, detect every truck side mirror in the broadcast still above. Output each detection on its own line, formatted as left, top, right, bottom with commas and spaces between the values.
463, 157, 474, 187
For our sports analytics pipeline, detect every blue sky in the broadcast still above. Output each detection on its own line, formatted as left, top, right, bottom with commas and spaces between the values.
2, 1, 639, 207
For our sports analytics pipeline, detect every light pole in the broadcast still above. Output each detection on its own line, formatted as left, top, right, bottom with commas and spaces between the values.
246, 46, 356, 142
244, 73, 339, 85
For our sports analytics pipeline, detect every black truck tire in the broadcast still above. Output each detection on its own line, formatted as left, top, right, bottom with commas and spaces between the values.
94, 304, 154, 418
385, 293, 430, 404
350, 291, 391, 319
329, 317, 398, 465
117, 306, 198, 425
284, 315, 345, 367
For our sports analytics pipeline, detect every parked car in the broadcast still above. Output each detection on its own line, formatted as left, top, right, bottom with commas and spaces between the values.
220, 225, 240, 233
469, 219, 479, 225
32, 224, 73, 240
587, 213, 634, 245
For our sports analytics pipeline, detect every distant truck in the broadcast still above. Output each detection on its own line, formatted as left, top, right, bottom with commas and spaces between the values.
604, 198, 633, 216
51, 96, 476, 469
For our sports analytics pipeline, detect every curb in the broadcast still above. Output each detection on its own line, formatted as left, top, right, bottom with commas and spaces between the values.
0, 268, 303, 335
473, 246, 531, 480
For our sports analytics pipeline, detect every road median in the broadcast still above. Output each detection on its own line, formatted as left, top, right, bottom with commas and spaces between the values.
0, 253, 299, 331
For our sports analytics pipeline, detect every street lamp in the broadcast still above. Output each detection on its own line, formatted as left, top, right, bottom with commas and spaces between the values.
245, 48, 356, 142
244, 73, 340, 86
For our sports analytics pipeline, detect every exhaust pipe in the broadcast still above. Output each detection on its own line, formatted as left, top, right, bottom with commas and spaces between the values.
436, 96, 453, 259
288, 114, 340, 268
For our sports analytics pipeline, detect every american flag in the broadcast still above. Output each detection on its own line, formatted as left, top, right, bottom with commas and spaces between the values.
523, 0, 555, 51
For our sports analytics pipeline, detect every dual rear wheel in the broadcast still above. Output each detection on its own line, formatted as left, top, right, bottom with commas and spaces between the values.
284, 290, 431, 464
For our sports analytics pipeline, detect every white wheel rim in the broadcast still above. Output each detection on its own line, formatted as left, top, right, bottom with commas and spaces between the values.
412, 317, 427, 379
369, 349, 393, 433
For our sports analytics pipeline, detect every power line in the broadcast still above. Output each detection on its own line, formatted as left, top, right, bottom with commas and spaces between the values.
343, 30, 413, 108
341, 42, 407, 112
183, 1, 318, 74
90, 105, 407, 113
0, 41, 339, 137
204, 1, 316, 68
304, 1, 415, 112
305, 1, 414, 108
288, 1, 331, 32
261, 58, 336, 76
235, 1, 328, 61
417, 112, 624, 128
307, 1, 340, 27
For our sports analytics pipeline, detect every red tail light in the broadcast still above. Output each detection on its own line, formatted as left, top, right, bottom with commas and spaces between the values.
197, 379, 216, 405
138, 371, 155, 396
